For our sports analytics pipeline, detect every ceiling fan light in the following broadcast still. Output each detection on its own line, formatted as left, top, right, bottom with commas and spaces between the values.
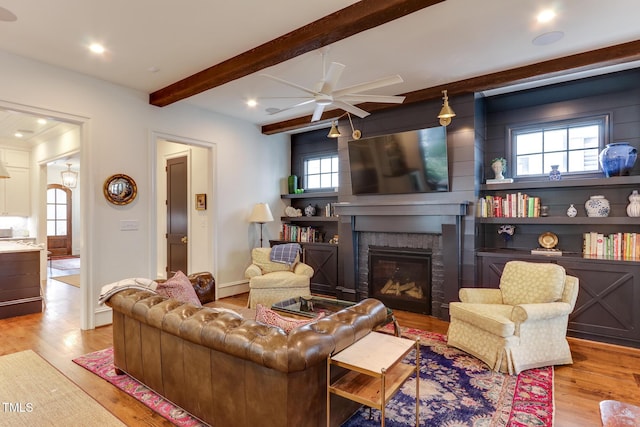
327, 121, 341, 138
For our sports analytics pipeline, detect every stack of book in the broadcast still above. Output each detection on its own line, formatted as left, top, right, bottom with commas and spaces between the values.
477, 193, 541, 218
583, 232, 640, 259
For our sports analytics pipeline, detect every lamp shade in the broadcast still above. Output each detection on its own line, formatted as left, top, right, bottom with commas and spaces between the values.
0, 162, 9, 179
249, 202, 274, 223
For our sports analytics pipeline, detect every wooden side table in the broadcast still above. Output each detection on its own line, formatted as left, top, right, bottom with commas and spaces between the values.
327, 331, 420, 427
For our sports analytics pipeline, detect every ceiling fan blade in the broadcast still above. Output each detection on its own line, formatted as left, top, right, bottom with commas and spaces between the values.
260, 74, 318, 96
336, 94, 406, 104
267, 99, 316, 115
320, 62, 345, 93
311, 104, 326, 122
332, 100, 370, 119
332, 75, 404, 98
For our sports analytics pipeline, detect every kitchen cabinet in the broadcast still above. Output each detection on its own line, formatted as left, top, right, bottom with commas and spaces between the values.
0, 148, 30, 216
0, 244, 43, 319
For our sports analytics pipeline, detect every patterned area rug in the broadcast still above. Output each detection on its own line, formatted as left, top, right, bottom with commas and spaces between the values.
73, 328, 553, 427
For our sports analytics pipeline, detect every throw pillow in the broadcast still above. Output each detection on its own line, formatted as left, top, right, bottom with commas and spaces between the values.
255, 304, 323, 334
156, 270, 202, 307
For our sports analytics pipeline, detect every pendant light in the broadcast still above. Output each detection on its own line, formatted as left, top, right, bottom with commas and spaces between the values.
61, 163, 78, 188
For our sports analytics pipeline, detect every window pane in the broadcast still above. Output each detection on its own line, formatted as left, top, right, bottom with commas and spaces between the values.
55, 189, 67, 203
320, 174, 332, 188
307, 159, 320, 174
517, 154, 543, 175
56, 220, 67, 236
332, 157, 339, 171
47, 205, 56, 218
569, 148, 599, 172
516, 132, 542, 154
56, 205, 67, 220
320, 157, 332, 172
47, 221, 56, 236
569, 125, 599, 149
47, 189, 56, 203
544, 129, 567, 152
331, 172, 339, 187
307, 175, 320, 189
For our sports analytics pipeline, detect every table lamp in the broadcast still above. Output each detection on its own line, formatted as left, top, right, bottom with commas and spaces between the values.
249, 202, 274, 247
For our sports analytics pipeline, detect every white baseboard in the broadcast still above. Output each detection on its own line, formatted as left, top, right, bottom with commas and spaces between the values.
217, 281, 249, 299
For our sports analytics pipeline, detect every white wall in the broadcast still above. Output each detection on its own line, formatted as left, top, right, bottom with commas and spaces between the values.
0, 50, 289, 328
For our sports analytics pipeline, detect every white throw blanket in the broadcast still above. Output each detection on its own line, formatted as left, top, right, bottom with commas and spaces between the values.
98, 277, 158, 305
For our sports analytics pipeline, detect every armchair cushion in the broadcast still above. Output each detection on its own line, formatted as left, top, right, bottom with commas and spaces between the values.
500, 261, 565, 305
251, 247, 299, 274
449, 303, 515, 337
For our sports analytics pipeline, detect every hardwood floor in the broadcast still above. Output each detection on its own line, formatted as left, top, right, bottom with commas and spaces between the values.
1, 282, 639, 426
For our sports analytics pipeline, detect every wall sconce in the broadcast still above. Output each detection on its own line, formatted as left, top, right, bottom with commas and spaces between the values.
437, 90, 456, 126
327, 112, 362, 140
0, 162, 10, 179
61, 163, 78, 188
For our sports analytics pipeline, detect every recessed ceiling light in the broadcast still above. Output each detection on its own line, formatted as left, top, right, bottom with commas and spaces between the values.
89, 43, 105, 54
537, 9, 556, 23
247, 99, 257, 108
532, 31, 565, 46
37, 118, 47, 125
0, 6, 17, 22
14, 132, 23, 138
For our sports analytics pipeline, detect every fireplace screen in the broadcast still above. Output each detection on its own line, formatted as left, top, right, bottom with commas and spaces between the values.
368, 246, 432, 314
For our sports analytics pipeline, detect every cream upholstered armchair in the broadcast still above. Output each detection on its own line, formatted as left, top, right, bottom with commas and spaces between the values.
244, 247, 314, 309
447, 261, 579, 375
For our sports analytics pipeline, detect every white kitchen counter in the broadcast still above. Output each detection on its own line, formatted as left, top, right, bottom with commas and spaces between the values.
0, 241, 43, 253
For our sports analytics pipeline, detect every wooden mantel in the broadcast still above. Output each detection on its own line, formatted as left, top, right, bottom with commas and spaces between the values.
333, 201, 469, 217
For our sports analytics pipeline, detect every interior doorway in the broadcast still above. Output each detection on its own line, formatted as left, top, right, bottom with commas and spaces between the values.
46, 184, 72, 257
166, 156, 188, 275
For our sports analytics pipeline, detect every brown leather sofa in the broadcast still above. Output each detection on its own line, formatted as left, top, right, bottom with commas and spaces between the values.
106, 288, 388, 427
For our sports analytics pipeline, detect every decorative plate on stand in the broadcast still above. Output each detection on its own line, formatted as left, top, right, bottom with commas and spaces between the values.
538, 232, 559, 249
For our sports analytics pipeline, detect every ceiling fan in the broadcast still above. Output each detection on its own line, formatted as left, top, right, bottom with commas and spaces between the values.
261, 60, 406, 122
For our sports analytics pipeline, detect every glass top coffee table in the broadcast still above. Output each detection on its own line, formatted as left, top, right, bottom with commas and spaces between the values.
271, 295, 401, 336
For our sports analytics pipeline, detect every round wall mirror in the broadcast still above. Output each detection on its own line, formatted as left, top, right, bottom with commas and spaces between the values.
103, 174, 137, 205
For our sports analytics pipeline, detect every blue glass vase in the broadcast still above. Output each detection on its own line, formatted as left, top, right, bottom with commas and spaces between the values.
599, 142, 637, 177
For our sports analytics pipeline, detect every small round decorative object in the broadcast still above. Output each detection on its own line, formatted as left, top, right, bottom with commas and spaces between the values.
538, 232, 559, 249
599, 142, 637, 177
103, 174, 137, 205
627, 190, 640, 217
585, 195, 610, 217
566, 204, 577, 217
549, 165, 562, 181
304, 204, 316, 217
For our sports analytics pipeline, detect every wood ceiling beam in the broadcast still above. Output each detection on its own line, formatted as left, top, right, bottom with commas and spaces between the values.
261, 39, 640, 135
149, 0, 445, 107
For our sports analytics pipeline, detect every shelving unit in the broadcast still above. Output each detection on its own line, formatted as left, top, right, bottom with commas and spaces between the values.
279, 191, 340, 296
476, 175, 640, 348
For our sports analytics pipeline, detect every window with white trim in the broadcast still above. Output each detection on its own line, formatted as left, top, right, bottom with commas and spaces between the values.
304, 155, 339, 190
510, 115, 607, 177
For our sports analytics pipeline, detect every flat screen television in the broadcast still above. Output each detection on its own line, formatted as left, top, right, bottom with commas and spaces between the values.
348, 126, 449, 195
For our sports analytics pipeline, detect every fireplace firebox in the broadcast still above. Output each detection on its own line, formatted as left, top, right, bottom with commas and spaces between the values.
368, 246, 432, 314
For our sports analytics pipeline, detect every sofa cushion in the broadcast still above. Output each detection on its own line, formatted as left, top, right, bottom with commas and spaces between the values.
156, 270, 202, 306
255, 304, 323, 334
252, 248, 299, 274
500, 261, 566, 305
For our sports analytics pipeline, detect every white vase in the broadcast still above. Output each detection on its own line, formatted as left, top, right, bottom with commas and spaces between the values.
585, 195, 610, 217
566, 204, 577, 217
627, 190, 640, 217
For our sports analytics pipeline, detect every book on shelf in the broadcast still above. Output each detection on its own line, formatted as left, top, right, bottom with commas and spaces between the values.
530, 248, 563, 256
477, 193, 541, 218
279, 224, 323, 243
582, 231, 640, 260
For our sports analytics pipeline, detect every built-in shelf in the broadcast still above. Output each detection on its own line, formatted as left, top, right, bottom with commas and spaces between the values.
280, 216, 338, 222
281, 191, 338, 199
480, 175, 640, 191
477, 216, 640, 225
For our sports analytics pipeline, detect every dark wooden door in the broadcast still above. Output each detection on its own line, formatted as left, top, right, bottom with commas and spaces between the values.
166, 156, 188, 275
46, 184, 72, 256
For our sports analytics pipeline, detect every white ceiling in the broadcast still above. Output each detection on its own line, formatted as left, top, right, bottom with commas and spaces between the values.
0, 0, 639, 137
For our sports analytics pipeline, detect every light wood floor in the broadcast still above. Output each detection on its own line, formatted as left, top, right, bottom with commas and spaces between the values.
1, 279, 639, 426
